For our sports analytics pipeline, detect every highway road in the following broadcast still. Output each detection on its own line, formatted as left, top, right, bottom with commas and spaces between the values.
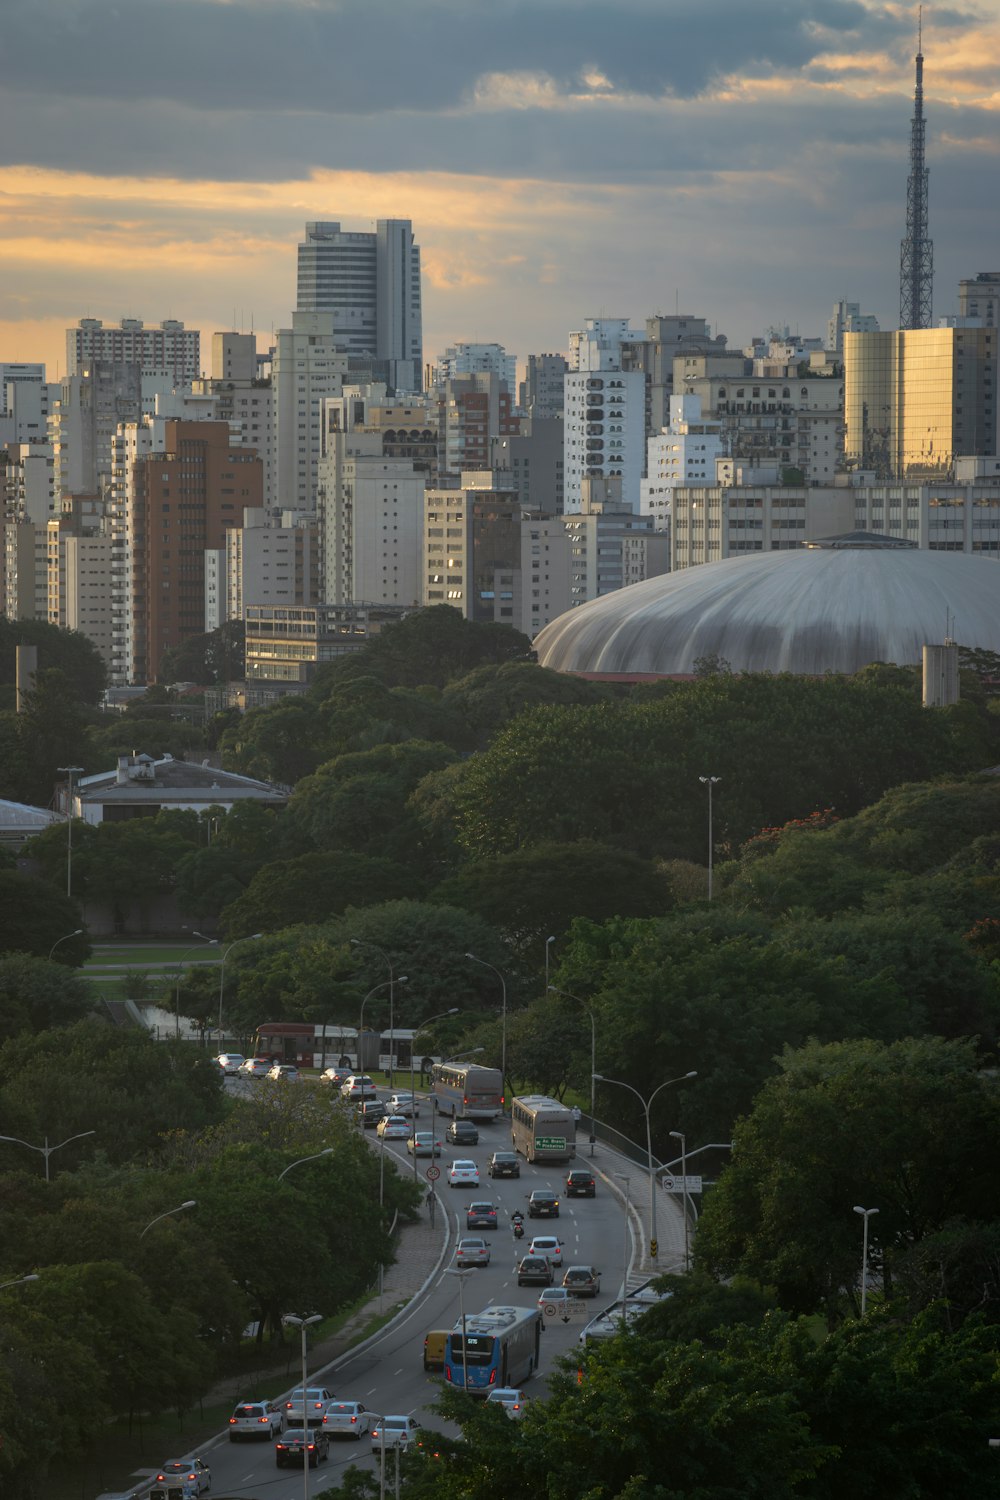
201, 1097, 634, 1498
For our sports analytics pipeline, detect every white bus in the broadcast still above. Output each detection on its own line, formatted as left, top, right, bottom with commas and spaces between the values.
444, 1304, 542, 1393
431, 1061, 504, 1119
510, 1094, 577, 1164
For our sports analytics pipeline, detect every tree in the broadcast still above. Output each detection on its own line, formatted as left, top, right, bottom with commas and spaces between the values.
219, 694, 327, 784
0, 616, 106, 706
440, 660, 609, 749
0, 872, 90, 968
159, 618, 245, 685
221, 850, 422, 938
695, 1036, 1000, 1321
0, 953, 94, 1039
1, 669, 94, 806
309, 605, 533, 695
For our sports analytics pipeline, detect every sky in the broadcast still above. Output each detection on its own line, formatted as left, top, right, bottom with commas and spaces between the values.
1, 0, 998, 378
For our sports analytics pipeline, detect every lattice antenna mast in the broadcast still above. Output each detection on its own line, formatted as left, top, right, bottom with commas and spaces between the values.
900, 7, 933, 328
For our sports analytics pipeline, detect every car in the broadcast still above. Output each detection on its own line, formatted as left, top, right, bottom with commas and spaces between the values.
466, 1201, 498, 1230
485, 1387, 529, 1419
527, 1190, 560, 1218
228, 1398, 283, 1441
517, 1254, 554, 1287
214, 1052, 245, 1075
357, 1100, 387, 1128
565, 1169, 596, 1197
536, 1286, 577, 1313
423, 1329, 449, 1371
155, 1459, 211, 1495
455, 1236, 491, 1267
488, 1151, 520, 1178
320, 1066, 350, 1088
371, 1414, 420, 1450
267, 1063, 300, 1083
275, 1426, 330, 1468
321, 1400, 371, 1440
448, 1159, 480, 1188
377, 1114, 411, 1140
239, 1057, 272, 1079
340, 1074, 377, 1100
388, 1091, 420, 1117
407, 1132, 443, 1157
284, 1386, 335, 1425
562, 1264, 602, 1297
528, 1235, 564, 1267
447, 1118, 479, 1145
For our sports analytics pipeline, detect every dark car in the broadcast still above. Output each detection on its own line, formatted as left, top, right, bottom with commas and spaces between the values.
517, 1255, 554, 1287
528, 1190, 560, 1218
275, 1426, 330, 1469
565, 1169, 596, 1198
562, 1264, 602, 1297
357, 1101, 387, 1129
467, 1201, 498, 1230
488, 1151, 520, 1178
447, 1118, 479, 1145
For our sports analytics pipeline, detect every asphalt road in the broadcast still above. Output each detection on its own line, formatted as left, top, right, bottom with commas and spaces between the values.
200, 1100, 632, 1499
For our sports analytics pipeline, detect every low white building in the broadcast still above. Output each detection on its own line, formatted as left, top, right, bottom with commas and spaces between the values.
641, 395, 723, 532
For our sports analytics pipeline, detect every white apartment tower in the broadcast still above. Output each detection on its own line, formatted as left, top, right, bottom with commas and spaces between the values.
564, 320, 646, 513
273, 312, 349, 512
316, 427, 424, 607
432, 343, 516, 390
641, 395, 724, 531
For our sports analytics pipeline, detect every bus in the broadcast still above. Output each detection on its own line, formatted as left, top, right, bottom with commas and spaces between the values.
444, 1305, 542, 1393
510, 1094, 577, 1164
250, 1021, 426, 1074
430, 1062, 504, 1120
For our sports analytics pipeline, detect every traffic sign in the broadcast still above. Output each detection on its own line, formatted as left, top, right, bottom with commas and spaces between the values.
540, 1297, 588, 1322
661, 1174, 702, 1195
426, 1166, 440, 1181
536, 1136, 566, 1151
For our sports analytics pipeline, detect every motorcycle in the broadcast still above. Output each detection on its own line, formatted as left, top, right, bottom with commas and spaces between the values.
512, 1212, 525, 1240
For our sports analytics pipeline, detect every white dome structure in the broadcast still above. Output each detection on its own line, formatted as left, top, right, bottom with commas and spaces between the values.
534, 536, 1000, 677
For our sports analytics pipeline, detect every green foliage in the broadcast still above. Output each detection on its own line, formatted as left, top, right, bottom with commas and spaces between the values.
440, 660, 610, 748
220, 694, 328, 784
0, 952, 93, 1038
0, 871, 90, 967
159, 617, 245, 685
221, 850, 423, 939
0, 668, 95, 806
310, 604, 532, 695
0, 616, 106, 706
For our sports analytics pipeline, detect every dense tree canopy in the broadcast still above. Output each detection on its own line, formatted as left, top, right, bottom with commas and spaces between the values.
0, 617, 106, 707
0, 872, 90, 968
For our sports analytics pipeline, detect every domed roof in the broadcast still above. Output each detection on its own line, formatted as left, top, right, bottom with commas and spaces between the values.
534, 544, 1000, 676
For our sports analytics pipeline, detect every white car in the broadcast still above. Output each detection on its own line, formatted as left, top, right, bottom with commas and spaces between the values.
388, 1092, 420, 1117
228, 1398, 283, 1441
239, 1057, 272, 1079
455, 1236, 491, 1267
284, 1386, 335, 1425
321, 1400, 371, 1440
215, 1053, 245, 1075
528, 1235, 564, 1267
376, 1114, 411, 1140
537, 1286, 577, 1315
485, 1387, 529, 1419
448, 1159, 480, 1189
340, 1075, 377, 1100
371, 1414, 419, 1449
155, 1458, 211, 1494
267, 1064, 300, 1083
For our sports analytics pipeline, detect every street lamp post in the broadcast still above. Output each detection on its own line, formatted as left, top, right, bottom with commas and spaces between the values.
699, 775, 721, 900
445, 1265, 475, 1391
854, 1205, 879, 1316
0, 1273, 39, 1293
465, 953, 506, 1102
139, 1199, 196, 1238
0, 1129, 96, 1183
283, 1312, 322, 1500
352, 939, 399, 1084
613, 1172, 631, 1331
278, 1148, 334, 1181
409, 1008, 459, 1184
548, 986, 596, 1158
47, 928, 83, 963
358, 976, 408, 1075
669, 1130, 691, 1272
593, 1071, 697, 1262
544, 935, 556, 991
57, 766, 84, 900
218, 933, 262, 1049
175, 931, 217, 1041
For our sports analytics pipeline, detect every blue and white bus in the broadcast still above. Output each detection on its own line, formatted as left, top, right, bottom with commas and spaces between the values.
444, 1305, 542, 1393
431, 1061, 504, 1120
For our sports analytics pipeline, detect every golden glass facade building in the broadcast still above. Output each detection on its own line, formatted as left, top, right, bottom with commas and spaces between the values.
844, 327, 996, 480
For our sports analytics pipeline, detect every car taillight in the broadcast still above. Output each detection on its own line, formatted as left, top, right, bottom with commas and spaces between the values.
259, 1416, 267, 1423
351, 1415, 357, 1424
489, 1369, 497, 1384
228, 1418, 236, 1425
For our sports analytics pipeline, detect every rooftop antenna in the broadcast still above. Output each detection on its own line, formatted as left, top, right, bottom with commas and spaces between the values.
899, 4, 933, 328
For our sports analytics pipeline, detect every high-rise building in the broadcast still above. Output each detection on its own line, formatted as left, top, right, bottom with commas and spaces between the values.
67, 318, 200, 382
436, 373, 519, 479
52, 362, 143, 498
562, 477, 669, 602
295, 220, 422, 391
431, 343, 516, 390
316, 428, 425, 608
641, 395, 724, 532
826, 301, 880, 354
958, 273, 1000, 328
520, 354, 568, 419
563, 320, 646, 513
0, 364, 52, 448
273, 312, 349, 512
844, 326, 997, 479
491, 416, 565, 514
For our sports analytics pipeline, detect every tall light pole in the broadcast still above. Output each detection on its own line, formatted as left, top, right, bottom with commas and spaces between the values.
613, 1172, 631, 1332
544, 935, 556, 991
278, 1148, 333, 1182
358, 976, 408, 1075
57, 765, 84, 899
139, 1199, 196, 1238
352, 938, 398, 1084
283, 1312, 322, 1500
669, 1130, 691, 1272
854, 1205, 879, 1316
593, 1071, 697, 1263
465, 953, 506, 1102
445, 1265, 475, 1391
548, 986, 596, 1158
218, 932, 262, 1049
47, 928, 83, 963
175, 931, 217, 1041
699, 775, 721, 900
410, 1008, 459, 1184
0, 1129, 96, 1183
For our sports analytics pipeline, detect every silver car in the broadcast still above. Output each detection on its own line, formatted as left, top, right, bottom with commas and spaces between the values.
321, 1400, 371, 1440
455, 1236, 491, 1267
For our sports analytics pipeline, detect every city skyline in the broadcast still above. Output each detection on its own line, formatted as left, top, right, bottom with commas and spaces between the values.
1, 1, 998, 375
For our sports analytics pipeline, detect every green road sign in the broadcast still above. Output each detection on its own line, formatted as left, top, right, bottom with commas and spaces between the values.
536, 1136, 567, 1150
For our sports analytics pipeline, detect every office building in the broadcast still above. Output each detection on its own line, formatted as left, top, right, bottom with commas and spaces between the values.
244, 601, 410, 698
520, 354, 568, 419
316, 428, 425, 607
437, 373, 518, 479
491, 416, 565, 515
562, 477, 669, 602
67, 318, 200, 382
273, 312, 349, 511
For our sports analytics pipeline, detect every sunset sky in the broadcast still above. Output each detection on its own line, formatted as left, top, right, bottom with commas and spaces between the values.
1, 0, 998, 377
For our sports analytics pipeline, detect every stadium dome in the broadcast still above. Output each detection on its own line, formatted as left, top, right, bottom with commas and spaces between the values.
534, 534, 1000, 677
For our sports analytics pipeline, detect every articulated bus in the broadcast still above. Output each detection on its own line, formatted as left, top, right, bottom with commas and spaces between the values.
251, 1021, 423, 1073
444, 1305, 542, 1393
430, 1062, 504, 1119
510, 1094, 577, 1164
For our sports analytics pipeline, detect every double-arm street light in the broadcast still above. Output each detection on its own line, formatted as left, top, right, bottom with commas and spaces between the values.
218, 932, 262, 1047
854, 1205, 879, 1316
0, 1129, 96, 1183
699, 775, 721, 900
282, 1312, 323, 1500
465, 953, 506, 1098
593, 1070, 697, 1262
48, 928, 83, 962
548, 986, 596, 1157
352, 938, 400, 1084
57, 765, 84, 899
175, 930, 217, 1040
139, 1199, 196, 1238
